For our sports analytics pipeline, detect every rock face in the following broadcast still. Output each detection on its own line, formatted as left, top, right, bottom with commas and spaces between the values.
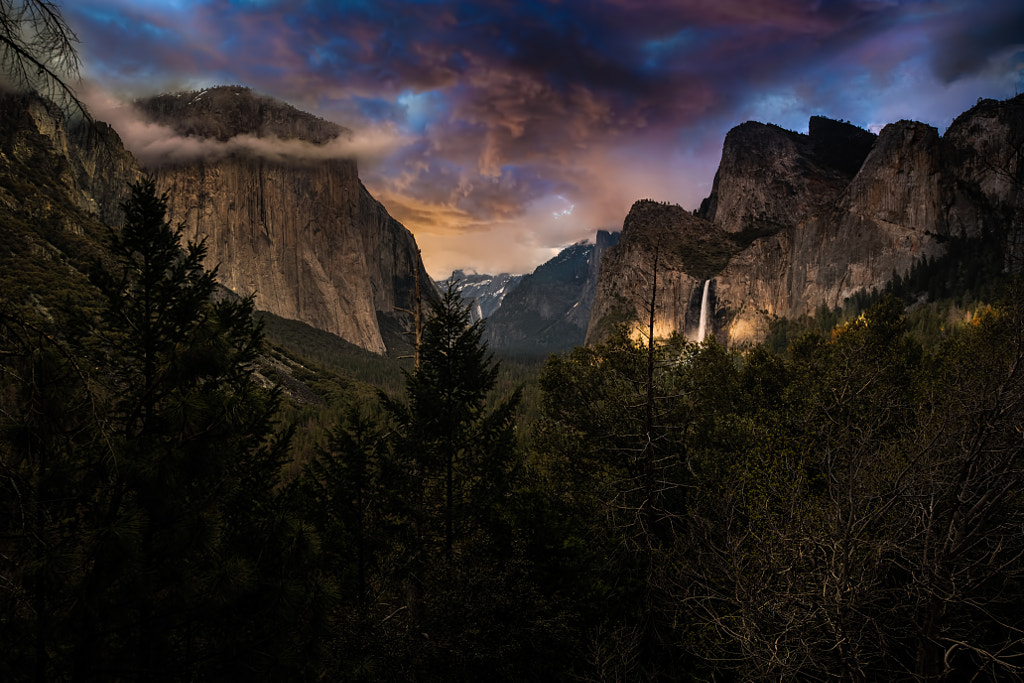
586, 203, 731, 343
444, 270, 524, 321
941, 97, 1024, 258
0, 90, 143, 322
486, 230, 619, 354
698, 116, 872, 235
0, 91, 141, 229
567, 229, 621, 332
134, 86, 432, 355
587, 96, 1024, 347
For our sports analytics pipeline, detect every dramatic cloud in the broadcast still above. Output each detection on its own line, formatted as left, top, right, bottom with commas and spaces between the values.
66, 0, 1024, 277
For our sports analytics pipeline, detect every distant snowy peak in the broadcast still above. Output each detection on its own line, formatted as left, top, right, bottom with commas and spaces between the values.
442, 270, 524, 320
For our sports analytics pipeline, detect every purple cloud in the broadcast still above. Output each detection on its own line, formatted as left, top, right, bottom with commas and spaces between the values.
65, 0, 1024, 277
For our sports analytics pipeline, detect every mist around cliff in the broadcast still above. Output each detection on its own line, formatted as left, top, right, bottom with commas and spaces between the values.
81, 83, 411, 168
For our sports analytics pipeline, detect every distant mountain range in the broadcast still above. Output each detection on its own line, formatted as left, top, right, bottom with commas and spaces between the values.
442, 270, 523, 321
482, 231, 619, 355
441, 231, 620, 355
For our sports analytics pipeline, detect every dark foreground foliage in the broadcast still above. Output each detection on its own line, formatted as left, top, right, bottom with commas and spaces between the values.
1, 180, 321, 680
3, 179, 1024, 681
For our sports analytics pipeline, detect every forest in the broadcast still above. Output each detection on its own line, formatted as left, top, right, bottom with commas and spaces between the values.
2, 178, 1024, 681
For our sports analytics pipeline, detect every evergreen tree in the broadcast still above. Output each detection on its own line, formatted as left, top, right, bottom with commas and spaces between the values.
0, 309, 97, 682
60, 178, 317, 680
537, 325, 714, 680
381, 283, 524, 678
386, 283, 520, 565
292, 400, 397, 680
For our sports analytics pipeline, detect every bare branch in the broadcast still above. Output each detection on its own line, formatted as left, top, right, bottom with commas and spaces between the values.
0, 0, 87, 118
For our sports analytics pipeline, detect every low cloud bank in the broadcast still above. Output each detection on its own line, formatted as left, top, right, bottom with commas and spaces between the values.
81, 84, 410, 169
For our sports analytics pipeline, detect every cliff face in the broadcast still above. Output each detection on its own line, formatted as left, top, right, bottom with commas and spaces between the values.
586, 204, 723, 343
0, 91, 143, 322
486, 230, 619, 354
698, 117, 869, 235
942, 97, 1024, 259
588, 96, 1024, 347
134, 87, 431, 355
0, 91, 141, 229
783, 121, 947, 315
565, 229, 620, 331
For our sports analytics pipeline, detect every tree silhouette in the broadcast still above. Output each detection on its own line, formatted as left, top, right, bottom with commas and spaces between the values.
0, 178, 320, 680
380, 283, 524, 676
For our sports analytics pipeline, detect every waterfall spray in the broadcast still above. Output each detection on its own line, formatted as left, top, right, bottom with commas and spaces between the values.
697, 279, 711, 342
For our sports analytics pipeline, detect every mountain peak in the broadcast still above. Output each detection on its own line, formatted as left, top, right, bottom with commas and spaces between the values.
484, 230, 619, 355
131, 87, 430, 354
443, 271, 523, 320
135, 85, 346, 144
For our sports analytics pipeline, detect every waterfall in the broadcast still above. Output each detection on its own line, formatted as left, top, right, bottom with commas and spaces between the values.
697, 279, 711, 342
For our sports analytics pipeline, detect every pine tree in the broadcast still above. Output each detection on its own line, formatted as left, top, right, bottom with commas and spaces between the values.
382, 283, 523, 676
63, 178, 310, 680
386, 283, 519, 564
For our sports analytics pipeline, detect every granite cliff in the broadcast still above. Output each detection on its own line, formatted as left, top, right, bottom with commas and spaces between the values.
134, 86, 433, 355
588, 96, 1024, 347
0, 91, 142, 319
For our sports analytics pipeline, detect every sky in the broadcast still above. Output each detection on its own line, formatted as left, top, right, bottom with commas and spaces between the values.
63, 0, 1024, 278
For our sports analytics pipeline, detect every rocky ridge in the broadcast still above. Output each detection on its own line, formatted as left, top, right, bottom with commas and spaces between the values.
0, 91, 141, 228
587, 96, 1024, 347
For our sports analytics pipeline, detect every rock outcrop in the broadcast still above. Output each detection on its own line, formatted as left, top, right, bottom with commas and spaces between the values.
134, 86, 432, 355
588, 96, 1024, 347
0, 90, 143, 321
698, 116, 871, 235
586, 204, 730, 343
0, 91, 141, 229
942, 96, 1024, 255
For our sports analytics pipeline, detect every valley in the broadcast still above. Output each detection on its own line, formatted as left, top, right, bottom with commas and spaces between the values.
2, 7, 1023, 675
